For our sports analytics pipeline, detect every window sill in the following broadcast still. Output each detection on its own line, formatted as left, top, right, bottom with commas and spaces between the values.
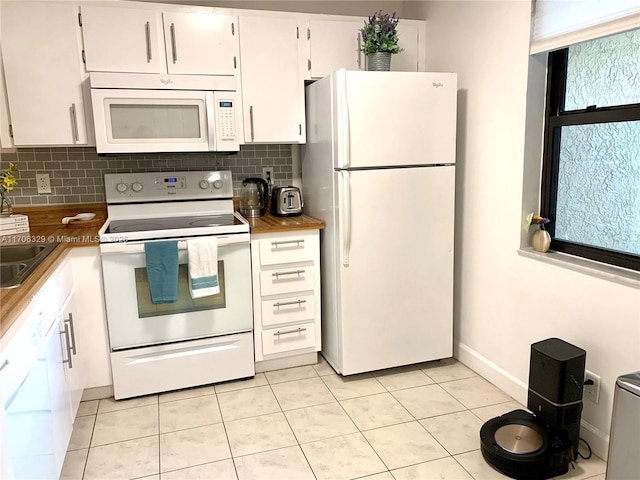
518, 247, 640, 289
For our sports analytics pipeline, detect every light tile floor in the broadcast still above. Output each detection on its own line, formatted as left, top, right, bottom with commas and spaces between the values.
61, 358, 607, 480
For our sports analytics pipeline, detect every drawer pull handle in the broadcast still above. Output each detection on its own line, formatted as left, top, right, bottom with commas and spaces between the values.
60, 326, 73, 369
274, 327, 307, 336
271, 239, 304, 247
272, 270, 305, 278
64, 313, 77, 356
274, 299, 307, 308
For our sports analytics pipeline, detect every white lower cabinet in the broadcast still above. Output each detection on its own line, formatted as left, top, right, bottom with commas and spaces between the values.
68, 247, 111, 390
251, 230, 321, 365
0, 254, 81, 480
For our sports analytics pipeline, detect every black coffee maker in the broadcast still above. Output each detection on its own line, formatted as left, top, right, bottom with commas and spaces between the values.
239, 177, 268, 217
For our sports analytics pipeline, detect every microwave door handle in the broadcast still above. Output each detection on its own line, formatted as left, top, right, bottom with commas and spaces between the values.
205, 92, 216, 150
170, 23, 178, 63
145, 21, 152, 63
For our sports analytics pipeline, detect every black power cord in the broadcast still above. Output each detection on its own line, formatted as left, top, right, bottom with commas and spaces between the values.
578, 437, 593, 460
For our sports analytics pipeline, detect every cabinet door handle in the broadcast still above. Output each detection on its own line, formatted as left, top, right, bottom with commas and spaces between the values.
274, 327, 307, 336
60, 325, 73, 369
170, 23, 178, 63
271, 239, 305, 248
145, 21, 152, 62
65, 313, 77, 356
274, 299, 307, 308
272, 269, 305, 278
249, 106, 255, 141
70, 104, 79, 142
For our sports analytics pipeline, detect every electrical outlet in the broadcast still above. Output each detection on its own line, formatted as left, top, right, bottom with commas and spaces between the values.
584, 370, 601, 403
36, 173, 52, 194
262, 167, 275, 184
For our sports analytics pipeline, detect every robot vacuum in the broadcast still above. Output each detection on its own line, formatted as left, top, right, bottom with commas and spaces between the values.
480, 409, 573, 479
480, 338, 586, 479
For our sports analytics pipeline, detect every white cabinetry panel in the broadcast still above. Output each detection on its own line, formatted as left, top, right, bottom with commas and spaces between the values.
238, 16, 305, 144
80, 5, 165, 74
251, 229, 321, 363
307, 19, 364, 79
163, 11, 238, 75
1, 1, 89, 146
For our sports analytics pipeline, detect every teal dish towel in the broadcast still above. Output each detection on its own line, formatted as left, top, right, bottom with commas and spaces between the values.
144, 241, 179, 304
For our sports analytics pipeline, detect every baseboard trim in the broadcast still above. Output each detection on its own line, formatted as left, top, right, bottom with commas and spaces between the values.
81, 385, 113, 401
454, 340, 610, 460
255, 352, 318, 373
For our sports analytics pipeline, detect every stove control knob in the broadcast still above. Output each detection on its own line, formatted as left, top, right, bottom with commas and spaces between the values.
115, 182, 128, 193
212, 179, 223, 189
199, 180, 210, 189
132, 182, 143, 193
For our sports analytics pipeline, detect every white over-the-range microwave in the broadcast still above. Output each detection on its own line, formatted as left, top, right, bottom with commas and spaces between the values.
89, 72, 239, 154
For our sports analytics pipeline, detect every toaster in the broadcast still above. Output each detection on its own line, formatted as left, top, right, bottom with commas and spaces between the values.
271, 186, 303, 216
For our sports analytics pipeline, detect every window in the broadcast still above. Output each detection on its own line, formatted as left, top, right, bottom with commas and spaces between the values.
541, 29, 640, 271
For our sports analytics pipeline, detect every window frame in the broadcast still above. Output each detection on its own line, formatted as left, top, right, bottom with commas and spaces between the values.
541, 47, 640, 272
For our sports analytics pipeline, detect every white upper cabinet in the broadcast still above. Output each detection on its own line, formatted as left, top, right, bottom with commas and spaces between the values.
162, 11, 238, 75
80, 6, 239, 76
80, 5, 166, 74
307, 19, 364, 79
392, 23, 420, 72
1, 1, 89, 146
238, 16, 305, 144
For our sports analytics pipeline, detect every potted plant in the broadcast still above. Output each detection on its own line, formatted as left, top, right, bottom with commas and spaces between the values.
0, 162, 17, 216
360, 11, 403, 71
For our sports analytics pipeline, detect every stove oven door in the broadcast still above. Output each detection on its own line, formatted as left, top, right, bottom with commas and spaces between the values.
100, 234, 252, 350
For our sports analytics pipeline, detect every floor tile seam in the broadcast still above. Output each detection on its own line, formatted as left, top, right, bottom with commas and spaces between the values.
157, 397, 161, 480
216, 404, 241, 480
158, 458, 233, 477
159, 418, 225, 435
221, 406, 284, 423
360, 417, 456, 464
299, 430, 388, 479
158, 391, 218, 405
96, 402, 160, 418
215, 382, 271, 396
450, 451, 479, 480
89, 432, 160, 449
279, 397, 339, 413
427, 373, 480, 384
67, 414, 97, 452
386, 453, 456, 475
452, 397, 519, 411
264, 370, 322, 385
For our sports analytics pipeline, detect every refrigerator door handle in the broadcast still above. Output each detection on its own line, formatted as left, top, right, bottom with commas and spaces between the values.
337, 69, 350, 169
340, 170, 351, 266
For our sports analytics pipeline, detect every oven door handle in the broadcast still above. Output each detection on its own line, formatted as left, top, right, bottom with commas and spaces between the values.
100, 234, 250, 254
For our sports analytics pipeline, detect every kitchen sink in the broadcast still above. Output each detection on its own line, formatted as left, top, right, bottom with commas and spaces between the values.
0, 244, 48, 263
0, 243, 60, 289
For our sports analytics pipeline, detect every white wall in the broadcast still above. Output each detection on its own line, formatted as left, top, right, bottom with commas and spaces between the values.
405, 0, 640, 459
134, 0, 408, 17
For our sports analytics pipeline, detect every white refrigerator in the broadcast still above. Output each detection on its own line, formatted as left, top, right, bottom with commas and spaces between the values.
301, 69, 457, 375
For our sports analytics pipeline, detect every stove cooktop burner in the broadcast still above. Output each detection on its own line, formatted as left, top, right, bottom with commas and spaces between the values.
105, 214, 240, 234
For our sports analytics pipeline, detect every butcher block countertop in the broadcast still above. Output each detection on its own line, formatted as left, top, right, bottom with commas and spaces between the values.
0, 203, 107, 339
0, 201, 323, 339
243, 211, 325, 234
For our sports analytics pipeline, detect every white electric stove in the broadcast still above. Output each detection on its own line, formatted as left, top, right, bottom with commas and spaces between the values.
99, 171, 254, 400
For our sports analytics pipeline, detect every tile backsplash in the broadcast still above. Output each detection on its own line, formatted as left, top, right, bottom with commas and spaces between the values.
0, 145, 293, 206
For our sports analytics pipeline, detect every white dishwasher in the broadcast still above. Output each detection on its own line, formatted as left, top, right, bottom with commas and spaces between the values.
606, 372, 640, 480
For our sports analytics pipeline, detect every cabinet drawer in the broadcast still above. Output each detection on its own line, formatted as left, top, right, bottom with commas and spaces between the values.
261, 294, 315, 327
259, 266, 315, 296
259, 236, 315, 266
262, 321, 316, 356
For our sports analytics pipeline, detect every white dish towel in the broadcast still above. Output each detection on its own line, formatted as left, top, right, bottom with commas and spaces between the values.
187, 238, 220, 299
